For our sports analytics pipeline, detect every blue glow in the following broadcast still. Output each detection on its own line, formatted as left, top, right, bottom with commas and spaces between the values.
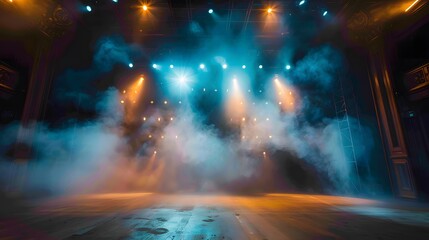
259, 65, 263, 69
299, 0, 305, 6
242, 65, 246, 69
86, 6, 92, 12
128, 63, 133, 68
286, 65, 291, 70
222, 64, 228, 69
199, 63, 205, 69
323, 11, 328, 16
113, 0, 118, 3
208, 9, 214, 14
152, 64, 158, 69
170, 64, 174, 69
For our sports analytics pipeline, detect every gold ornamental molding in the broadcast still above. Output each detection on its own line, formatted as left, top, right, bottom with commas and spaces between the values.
404, 63, 429, 100
0, 0, 73, 38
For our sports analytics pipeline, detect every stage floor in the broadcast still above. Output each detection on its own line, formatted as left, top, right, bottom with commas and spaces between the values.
2, 193, 429, 239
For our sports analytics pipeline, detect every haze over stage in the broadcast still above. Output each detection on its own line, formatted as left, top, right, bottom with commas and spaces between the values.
2, 193, 429, 239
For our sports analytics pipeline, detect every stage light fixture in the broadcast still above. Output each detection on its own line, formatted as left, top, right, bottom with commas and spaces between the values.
152, 64, 159, 69
323, 11, 328, 16
179, 77, 186, 83
208, 9, 214, 14
259, 65, 263, 69
169, 64, 174, 69
113, 0, 118, 3
299, 0, 305, 6
222, 64, 228, 69
267, 8, 273, 13
128, 63, 133, 68
242, 65, 246, 69
86, 6, 92, 12
143, 5, 148, 11
199, 63, 205, 69
286, 64, 291, 70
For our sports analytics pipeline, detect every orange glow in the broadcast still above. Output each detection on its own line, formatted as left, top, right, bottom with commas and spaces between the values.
267, 8, 273, 13
274, 78, 297, 112
142, 4, 148, 11
405, 0, 419, 12
121, 75, 146, 123
226, 78, 247, 124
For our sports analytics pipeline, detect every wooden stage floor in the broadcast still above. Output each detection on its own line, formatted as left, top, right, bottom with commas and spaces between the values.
1, 193, 429, 239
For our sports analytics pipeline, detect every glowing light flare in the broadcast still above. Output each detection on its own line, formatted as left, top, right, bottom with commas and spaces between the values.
128, 63, 133, 68
222, 64, 228, 69
121, 75, 146, 122
299, 0, 305, 6
267, 8, 273, 13
208, 9, 213, 14
274, 78, 297, 112
86, 6, 92, 12
323, 11, 328, 16
142, 4, 148, 11
199, 63, 205, 69
226, 77, 247, 124
405, 0, 420, 12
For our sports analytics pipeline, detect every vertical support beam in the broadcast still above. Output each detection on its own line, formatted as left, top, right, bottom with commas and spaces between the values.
368, 43, 417, 198
14, 36, 54, 160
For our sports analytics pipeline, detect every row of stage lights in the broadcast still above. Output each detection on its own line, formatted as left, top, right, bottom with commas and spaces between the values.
84, 0, 330, 17
128, 63, 293, 71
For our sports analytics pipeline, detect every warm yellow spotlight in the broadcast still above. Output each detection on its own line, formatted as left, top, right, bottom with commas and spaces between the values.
267, 8, 273, 13
143, 117, 146, 121
405, 0, 420, 12
120, 100, 125, 104
164, 100, 168, 105
170, 117, 174, 121
143, 4, 148, 11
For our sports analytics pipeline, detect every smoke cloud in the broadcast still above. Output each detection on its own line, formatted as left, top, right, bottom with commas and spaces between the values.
0, 14, 372, 196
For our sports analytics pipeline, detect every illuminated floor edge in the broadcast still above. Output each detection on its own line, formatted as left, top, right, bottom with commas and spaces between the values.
2, 193, 429, 239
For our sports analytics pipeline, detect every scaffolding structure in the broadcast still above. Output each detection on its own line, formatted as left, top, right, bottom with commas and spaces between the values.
333, 74, 363, 192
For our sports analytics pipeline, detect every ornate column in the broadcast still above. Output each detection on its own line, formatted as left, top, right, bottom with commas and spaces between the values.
346, 7, 417, 198
14, 2, 73, 160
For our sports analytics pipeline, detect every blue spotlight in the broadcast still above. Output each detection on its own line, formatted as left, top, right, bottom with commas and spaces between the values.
323, 11, 328, 16
113, 0, 118, 3
208, 9, 214, 14
222, 64, 228, 69
242, 65, 246, 69
152, 64, 159, 69
170, 64, 174, 69
179, 76, 187, 84
86, 5, 92, 12
259, 65, 263, 69
199, 63, 205, 69
299, 0, 305, 6
128, 63, 133, 68
286, 64, 291, 70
